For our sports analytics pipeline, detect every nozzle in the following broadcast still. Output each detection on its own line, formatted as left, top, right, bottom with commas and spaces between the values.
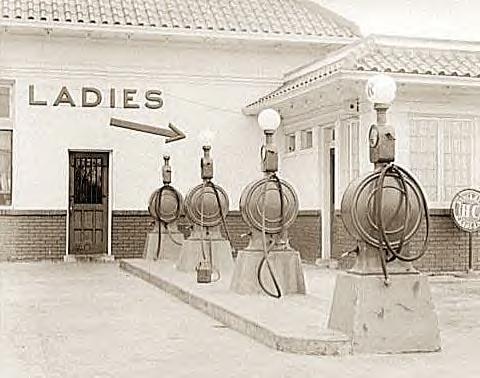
162, 155, 172, 185
201, 145, 214, 180
262, 133, 278, 173
374, 103, 389, 127
202, 145, 211, 156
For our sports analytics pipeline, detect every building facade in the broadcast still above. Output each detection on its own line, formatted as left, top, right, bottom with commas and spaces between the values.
246, 35, 480, 271
0, 1, 478, 271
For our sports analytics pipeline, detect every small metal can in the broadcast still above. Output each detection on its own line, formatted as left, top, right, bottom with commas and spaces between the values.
196, 260, 212, 283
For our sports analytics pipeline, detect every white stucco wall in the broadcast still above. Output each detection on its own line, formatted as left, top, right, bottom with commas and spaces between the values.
0, 32, 326, 211
280, 147, 320, 210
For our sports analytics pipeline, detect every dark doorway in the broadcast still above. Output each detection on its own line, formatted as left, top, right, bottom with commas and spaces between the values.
69, 152, 109, 255
329, 147, 335, 249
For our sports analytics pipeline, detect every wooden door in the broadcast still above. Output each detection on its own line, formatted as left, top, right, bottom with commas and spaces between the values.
69, 152, 109, 255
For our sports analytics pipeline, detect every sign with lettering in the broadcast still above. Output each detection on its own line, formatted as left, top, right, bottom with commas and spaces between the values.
28, 85, 163, 109
451, 188, 480, 233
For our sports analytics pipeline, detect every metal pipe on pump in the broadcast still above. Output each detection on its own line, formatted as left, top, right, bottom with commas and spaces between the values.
339, 75, 429, 281
230, 109, 305, 297
177, 146, 235, 282
144, 155, 184, 261
328, 74, 440, 354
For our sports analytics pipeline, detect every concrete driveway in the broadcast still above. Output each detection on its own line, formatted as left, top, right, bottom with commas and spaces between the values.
1, 262, 479, 378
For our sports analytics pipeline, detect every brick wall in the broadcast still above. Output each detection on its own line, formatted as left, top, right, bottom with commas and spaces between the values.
111, 210, 321, 262
332, 212, 357, 270
5, 207, 475, 273
289, 210, 322, 263
0, 210, 66, 261
333, 209, 480, 272
111, 211, 152, 259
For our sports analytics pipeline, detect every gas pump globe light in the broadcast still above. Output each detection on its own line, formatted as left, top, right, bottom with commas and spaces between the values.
258, 108, 281, 132
199, 128, 216, 145
366, 74, 397, 104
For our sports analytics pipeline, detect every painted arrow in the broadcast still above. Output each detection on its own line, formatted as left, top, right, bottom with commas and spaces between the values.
109, 117, 186, 143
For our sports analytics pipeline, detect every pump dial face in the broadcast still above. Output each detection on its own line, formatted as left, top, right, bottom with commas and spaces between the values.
369, 124, 379, 148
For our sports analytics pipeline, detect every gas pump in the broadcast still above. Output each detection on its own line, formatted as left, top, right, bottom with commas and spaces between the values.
143, 155, 184, 260
328, 74, 440, 353
176, 146, 235, 282
230, 109, 306, 296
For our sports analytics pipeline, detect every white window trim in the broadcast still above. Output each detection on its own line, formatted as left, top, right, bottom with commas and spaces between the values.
300, 128, 313, 150
0, 85, 13, 128
0, 82, 14, 209
283, 127, 316, 158
346, 116, 360, 182
284, 132, 297, 155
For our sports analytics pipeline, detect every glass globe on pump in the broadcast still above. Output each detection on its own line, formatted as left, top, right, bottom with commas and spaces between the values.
366, 74, 397, 105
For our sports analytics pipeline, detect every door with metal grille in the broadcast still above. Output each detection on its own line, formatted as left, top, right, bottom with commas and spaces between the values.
69, 152, 109, 255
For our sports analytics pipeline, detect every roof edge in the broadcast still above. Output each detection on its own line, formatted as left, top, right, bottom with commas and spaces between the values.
243, 70, 480, 114
302, 0, 362, 37
0, 19, 360, 46
283, 36, 367, 81
285, 34, 480, 82
368, 34, 480, 52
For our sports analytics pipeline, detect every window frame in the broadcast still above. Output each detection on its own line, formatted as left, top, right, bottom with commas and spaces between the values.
0, 130, 13, 207
345, 117, 360, 181
409, 114, 477, 208
0, 86, 11, 120
285, 132, 296, 153
0, 82, 14, 208
300, 128, 313, 150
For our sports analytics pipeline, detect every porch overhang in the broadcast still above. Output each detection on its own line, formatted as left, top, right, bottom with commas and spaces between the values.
243, 35, 480, 116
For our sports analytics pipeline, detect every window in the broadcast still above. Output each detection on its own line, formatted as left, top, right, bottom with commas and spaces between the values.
286, 133, 296, 153
0, 131, 12, 205
300, 129, 313, 149
346, 119, 360, 180
0, 84, 12, 206
410, 116, 474, 204
0, 87, 9, 118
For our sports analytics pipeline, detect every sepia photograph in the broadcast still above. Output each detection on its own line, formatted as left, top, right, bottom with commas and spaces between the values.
0, 0, 479, 377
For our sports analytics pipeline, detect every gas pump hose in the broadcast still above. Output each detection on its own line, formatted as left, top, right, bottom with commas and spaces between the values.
257, 174, 284, 299
375, 163, 430, 283
154, 185, 182, 259
209, 181, 235, 258
198, 181, 220, 282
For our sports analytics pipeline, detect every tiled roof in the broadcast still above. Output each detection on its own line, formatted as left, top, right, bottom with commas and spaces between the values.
246, 36, 480, 109
354, 44, 480, 77
0, 0, 360, 40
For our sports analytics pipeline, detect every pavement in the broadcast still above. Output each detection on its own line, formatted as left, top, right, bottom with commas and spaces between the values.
1, 262, 480, 378
120, 259, 350, 356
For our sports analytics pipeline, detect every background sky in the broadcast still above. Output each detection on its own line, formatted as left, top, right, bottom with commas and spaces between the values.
314, 0, 480, 41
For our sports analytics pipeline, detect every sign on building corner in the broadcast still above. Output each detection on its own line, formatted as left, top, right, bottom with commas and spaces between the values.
451, 188, 480, 233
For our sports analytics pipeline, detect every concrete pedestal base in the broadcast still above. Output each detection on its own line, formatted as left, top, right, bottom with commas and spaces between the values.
143, 223, 184, 261
64, 254, 114, 263
230, 249, 306, 295
328, 272, 441, 354
176, 226, 234, 275
454, 270, 480, 279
